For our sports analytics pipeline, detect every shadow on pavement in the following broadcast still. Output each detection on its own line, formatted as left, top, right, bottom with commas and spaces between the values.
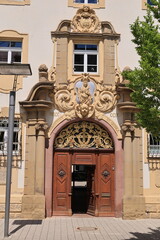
126, 227, 160, 240
10, 220, 42, 235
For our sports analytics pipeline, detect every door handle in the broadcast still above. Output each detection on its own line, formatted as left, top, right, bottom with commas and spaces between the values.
68, 193, 72, 196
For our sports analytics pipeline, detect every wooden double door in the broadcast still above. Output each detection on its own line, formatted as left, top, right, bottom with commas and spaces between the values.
53, 151, 115, 216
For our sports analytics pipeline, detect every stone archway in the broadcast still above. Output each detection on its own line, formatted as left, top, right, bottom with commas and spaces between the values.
45, 119, 123, 217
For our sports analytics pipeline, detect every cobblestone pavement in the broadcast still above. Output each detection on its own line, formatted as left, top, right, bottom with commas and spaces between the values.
0, 216, 160, 240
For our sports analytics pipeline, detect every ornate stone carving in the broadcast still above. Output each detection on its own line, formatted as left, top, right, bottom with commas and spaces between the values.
121, 121, 135, 136
54, 86, 75, 112
35, 123, 48, 131
75, 74, 94, 118
71, 6, 101, 33
95, 85, 118, 113
54, 121, 113, 149
51, 73, 118, 120
49, 66, 56, 83
115, 68, 123, 85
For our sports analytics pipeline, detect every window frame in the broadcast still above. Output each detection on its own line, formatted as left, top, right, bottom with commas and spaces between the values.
73, 43, 98, 74
148, 133, 160, 158
0, 0, 30, 6
74, 0, 98, 4
0, 30, 28, 93
0, 41, 22, 64
0, 118, 21, 156
142, 0, 157, 9
68, 0, 105, 8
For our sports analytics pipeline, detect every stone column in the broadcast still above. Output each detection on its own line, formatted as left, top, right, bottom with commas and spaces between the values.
122, 120, 145, 219
21, 115, 48, 219
35, 122, 48, 194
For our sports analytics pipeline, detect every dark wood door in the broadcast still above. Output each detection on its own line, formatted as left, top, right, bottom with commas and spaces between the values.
96, 153, 115, 216
53, 152, 72, 216
87, 166, 96, 215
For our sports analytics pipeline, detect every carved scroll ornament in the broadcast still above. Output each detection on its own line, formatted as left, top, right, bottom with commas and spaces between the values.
71, 6, 101, 33
51, 74, 119, 119
54, 121, 113, 149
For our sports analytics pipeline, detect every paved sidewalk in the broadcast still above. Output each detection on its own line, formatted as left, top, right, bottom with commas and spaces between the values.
0, 216, 160, 240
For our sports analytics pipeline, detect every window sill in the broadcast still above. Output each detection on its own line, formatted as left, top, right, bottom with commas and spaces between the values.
0, 0, 30, 6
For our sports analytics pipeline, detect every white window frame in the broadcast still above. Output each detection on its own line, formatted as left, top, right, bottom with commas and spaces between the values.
73, 44, 98, 74
148, 133, 160, 158
0, 41, 22, 64
74, 0, 98, 4
0, 118, 21, 155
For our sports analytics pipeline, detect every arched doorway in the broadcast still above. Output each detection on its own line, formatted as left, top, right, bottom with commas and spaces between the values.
52, 121, 115, 216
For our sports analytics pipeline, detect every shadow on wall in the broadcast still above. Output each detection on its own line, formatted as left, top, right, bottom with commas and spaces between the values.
126, 227, 160, 240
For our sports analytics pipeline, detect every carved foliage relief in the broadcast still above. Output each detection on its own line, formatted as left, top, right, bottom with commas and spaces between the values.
51, 74, 118, 119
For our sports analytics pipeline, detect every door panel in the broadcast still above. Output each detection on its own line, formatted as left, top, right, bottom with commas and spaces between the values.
97, 153, 115, 216
87, 166, 96, 215
53, 152, 72, 215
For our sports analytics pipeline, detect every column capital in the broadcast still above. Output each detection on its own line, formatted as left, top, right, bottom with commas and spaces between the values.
121, 121, 135, 137
35, 122, 48, 132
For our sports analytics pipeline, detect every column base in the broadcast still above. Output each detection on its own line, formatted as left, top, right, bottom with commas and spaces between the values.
21, 195, 45, 219
123, 195, 146, 219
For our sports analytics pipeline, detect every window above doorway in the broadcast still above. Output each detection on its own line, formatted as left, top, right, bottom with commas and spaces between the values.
73, 44, 98, 74
68, 0, 105, 8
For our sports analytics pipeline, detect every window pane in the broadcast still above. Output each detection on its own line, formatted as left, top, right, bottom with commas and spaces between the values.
0, 132, 4, 142
147, 0, 155, 5
75, 0, 84, 3
88, 55, 97, 65
87, 66, 97, 72
88, 0, 97, 3
74, 44, 85, 50
74, 54, 84, 64
74, 66, 84, 72
0, 51, 8, 62
13, 132, 18, 151
0, 41, 10, 47
86, 45, 97, 51
11, 42, 22, 48
11, 51, 21, 63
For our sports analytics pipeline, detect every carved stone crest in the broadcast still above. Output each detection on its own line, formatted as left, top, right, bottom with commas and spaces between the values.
71, 6, 101, 33
51, 73, 119, 119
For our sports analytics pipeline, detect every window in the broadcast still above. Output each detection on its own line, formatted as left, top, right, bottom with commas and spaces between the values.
147, 0, 155, 5
142, 0, 156, 9
74, 0, 98, 3
0, 0, 30, 6
148, 134, 160, 157
68, 0, 105, 8
0, 41, 22, 63
74, 44, 98, 73
0, 118, 20, 155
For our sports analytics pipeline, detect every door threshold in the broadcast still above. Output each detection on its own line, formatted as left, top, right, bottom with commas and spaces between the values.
72, 213, 95, 217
